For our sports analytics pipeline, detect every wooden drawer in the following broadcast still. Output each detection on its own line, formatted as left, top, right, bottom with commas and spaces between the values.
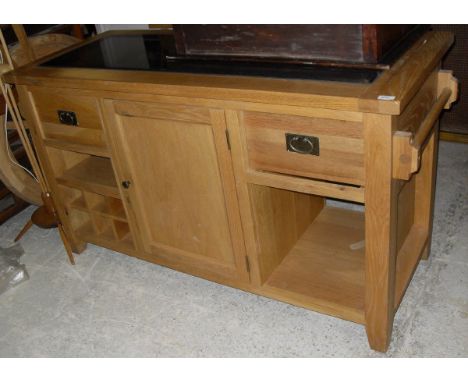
243, 111, 364, 185
30, 89, 106, 148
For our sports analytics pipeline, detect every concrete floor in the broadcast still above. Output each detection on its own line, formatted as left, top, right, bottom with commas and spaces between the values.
0, 141, 467, 357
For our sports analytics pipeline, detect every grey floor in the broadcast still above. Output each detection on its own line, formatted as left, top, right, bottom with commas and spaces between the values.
0, 141, 467, 357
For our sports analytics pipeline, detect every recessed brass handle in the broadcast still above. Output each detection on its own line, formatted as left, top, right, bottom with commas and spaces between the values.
285, 133, 319, 156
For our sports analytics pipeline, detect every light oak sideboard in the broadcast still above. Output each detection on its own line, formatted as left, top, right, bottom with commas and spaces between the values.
3, 30, 458, 352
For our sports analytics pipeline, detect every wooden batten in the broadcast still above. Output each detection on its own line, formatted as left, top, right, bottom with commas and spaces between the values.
393, 69, 458, 181
437, 70, 459, 109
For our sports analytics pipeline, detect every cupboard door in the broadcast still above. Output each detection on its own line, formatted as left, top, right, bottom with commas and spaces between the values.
102, 100, 248, 281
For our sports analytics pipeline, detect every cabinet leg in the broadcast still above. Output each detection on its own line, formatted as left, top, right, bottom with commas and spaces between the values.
71, 240, 87, 254
364, 114, 398, 352
63, 230, 87, 264
365, 309, 395, 352
421, 242, 431, 260
364, 188, 398, 352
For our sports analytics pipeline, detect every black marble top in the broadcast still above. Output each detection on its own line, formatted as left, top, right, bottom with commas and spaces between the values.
40, 33, 381, 84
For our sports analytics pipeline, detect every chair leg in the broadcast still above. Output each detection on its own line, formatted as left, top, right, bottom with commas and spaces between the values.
14, 218, 33, 242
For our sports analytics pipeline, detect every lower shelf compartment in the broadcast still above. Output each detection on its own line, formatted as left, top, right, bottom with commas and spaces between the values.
262, 206, 365, 323
76, 224, 135, 254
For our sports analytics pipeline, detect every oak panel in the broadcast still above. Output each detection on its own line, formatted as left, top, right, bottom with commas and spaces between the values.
243, 111, 364, 185
396, 177, 416, 254
103, 100, 247, 281
248, 184, 324, 283
120, 117, 234, 263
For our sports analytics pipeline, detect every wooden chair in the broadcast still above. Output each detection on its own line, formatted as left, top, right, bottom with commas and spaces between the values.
0, 126, 30, 224
0, 25, 82, 213
0, 25, 81, 263
0, 27, 43, 223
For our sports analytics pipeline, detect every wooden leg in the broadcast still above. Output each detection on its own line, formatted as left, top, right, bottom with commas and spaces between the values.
364, 114, 398, 352
14, 218, 33, 242
58, 224, 75, 265
420, 243, 430, 260
70, 240, 87, 254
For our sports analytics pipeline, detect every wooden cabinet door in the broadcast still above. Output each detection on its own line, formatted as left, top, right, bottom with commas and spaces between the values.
102, 99, 248, 282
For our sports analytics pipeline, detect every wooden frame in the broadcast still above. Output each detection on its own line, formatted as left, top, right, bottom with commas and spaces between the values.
2, 30, 457, 352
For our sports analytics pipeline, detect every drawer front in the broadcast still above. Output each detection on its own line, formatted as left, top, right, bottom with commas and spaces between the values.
243, 111, 364, 185
30, 89, 106, 148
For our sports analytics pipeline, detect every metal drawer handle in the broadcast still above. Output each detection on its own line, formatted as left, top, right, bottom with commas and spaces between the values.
57, 110, 78, 126
285, 133, 319, 156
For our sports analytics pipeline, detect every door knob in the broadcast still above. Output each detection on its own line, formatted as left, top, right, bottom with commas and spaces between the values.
121, 180, 131, 189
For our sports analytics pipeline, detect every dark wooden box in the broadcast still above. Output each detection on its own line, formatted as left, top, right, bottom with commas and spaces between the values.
173, 25, 423, 64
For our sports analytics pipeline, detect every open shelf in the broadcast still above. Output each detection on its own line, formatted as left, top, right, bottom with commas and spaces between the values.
75, 223, 135, 254
112, 220, 130, 240
119, 231, 134, 250
263, 206, 365, 323
56, 156, 120, 198
69, 194, 87, 211
59, 181, 134, 255
92, 198, 127, 221
61, 186, 126, 221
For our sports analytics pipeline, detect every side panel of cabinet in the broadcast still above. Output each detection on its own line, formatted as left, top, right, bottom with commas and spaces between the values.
101, 100, 249, 282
